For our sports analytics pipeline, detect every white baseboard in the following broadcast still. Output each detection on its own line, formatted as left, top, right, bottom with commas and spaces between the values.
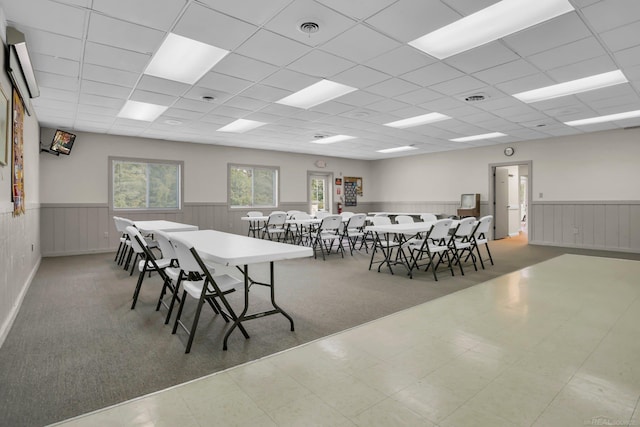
0, 256, 42, 349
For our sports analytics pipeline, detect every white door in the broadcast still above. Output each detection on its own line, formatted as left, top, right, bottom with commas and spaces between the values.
309, 174, 331, 215
494, 166, 509, 239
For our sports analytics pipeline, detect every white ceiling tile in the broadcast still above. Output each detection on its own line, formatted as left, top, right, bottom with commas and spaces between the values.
394, 88, 443, 105
215, 54, 279, 83
527, 37, 608, 71
38, 87, 79, 103
473, 59, 540, 85
32, 53, 79, 77
581, 0, 640, 33
92, 0, 186, 31
173, 3, 258, 51
365, 0, 461, 42
366, 78, 421, 97
79, 94, 126, 109
545, 55, 618, 82
160, 108, 203, 120
315, 0, 396, 20
212, 105, 253, 119
87, 13, 164, 54
84, 42, 151, 73
235, 29, 310, 67
135, 75, 189, 96
195, 0, 292, 26
441, 0, 499, 14
263, 0, 355, 47
260, 69, 318, 92
18, 29, 83, 61
496, 73, 556, 95
401, 62, 464, 87
430, 76, 486, 96
172, 98, 216, 113
332, 66, 390, 89
321, 24, 400, 63
224, 96, 269, 111
287, 50, 356, 78
444, 42, 519, 74
336, 90, 385, 107
197, 72, 253, 94
599, 20, 640, 52
36, 71, 80, 92
503, 12, 591, 57
81, 81, 131, 100
614, 45, 640, 67
3, 0, 87, 38
129, 89, 177, 106
240, 84, 292, 103
365, 98, 411, 113
366, 46, 436, 76
76, 103, 120, 116
82, 64, 140, 88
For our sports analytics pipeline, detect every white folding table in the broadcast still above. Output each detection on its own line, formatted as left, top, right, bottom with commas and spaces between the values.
135, 220, 199, 233
366, 222, 436, 275
168, 229, 313, 350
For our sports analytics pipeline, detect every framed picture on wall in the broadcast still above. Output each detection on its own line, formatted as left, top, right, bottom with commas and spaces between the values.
0, 86, 9, 166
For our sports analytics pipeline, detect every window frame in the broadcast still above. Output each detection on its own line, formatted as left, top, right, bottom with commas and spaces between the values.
109, 156, 184, 213
228, 163, 280, 209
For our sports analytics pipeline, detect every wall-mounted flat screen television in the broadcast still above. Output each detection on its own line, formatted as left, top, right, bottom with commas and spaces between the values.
50, 129, 76, 155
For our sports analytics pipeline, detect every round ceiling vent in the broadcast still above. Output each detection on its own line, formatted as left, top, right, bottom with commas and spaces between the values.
201, 95, 215, 102
299, 21, 320, 35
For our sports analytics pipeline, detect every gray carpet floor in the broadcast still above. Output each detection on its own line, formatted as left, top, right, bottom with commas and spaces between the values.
2, 235, 639, 427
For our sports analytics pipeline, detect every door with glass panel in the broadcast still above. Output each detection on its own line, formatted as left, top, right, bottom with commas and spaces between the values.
309, 174, 332, 216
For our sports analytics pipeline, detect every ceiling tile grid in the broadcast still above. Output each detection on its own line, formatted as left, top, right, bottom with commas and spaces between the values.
2, 0, 639, 160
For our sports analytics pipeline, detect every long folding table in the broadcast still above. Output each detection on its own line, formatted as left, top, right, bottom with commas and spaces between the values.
135, 220, 199, 233
168, 229, 313, 350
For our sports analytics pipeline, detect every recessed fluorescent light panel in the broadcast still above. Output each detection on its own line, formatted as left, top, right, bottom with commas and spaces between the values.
384, 112, 451, 129
377, 146, 418, 154
145, 33, 229, 84
117, 100, 168, 122
514, 70, 628, 103
217, 119, 266, 133
409, 0, 574, 59
310, 135, 356, 144
450, 132, 507, 142
276, 80, 357, 109
564, 110, 640, 127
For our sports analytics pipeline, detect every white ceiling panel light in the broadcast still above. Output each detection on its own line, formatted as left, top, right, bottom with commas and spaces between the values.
409, 0, 574, 59
384, 112, 451, 129
514, 70, 628, 103
276, 79, 357, 109
145, 33, 229, 84
117, 100, 168, 121
217, 119, 267, 133
377, 145, 418, 153
564, 110, 640, 126
450, 132, 507, 142
309, 135, 356, 144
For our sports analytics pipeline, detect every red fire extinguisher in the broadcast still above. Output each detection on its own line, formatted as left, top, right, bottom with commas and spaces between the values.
337, 202, 343, 214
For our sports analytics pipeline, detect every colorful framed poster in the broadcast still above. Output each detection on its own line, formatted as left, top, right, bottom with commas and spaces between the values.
344, 176, 362, 196
12, 89, 25, 216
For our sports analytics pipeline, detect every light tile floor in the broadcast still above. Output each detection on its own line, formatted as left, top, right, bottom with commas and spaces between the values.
51, 254, 640, 426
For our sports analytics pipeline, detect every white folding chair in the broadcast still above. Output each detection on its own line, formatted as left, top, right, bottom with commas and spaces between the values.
169, 235, 246, 353
312, 215, 344, 260
395, 215, 414, 224
339, 213, 368, 255
290, 211, 313, 245
261, 212, 287, 241
420, 213, 438, 223
407, 219, 455, 281
471, 215, 494, 269
246, 211, 263, 238
449, 217, 478, 275
126, 226, 173, 310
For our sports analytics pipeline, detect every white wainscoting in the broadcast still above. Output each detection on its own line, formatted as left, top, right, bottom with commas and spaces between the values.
529, 201, 640, 253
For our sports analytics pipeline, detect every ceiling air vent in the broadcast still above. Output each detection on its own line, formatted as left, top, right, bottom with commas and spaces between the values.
299, 22, 320, 35
465, 94, 486, 102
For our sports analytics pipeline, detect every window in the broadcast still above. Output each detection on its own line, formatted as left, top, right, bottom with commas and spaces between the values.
229, 164, 278, 208
110, 157, 182, 211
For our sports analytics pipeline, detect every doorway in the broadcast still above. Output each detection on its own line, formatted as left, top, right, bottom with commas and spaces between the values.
308, 172, 333, 215
489, 161, 531, 241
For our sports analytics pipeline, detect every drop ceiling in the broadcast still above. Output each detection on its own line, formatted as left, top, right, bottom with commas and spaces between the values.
1, 0, 639, 160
